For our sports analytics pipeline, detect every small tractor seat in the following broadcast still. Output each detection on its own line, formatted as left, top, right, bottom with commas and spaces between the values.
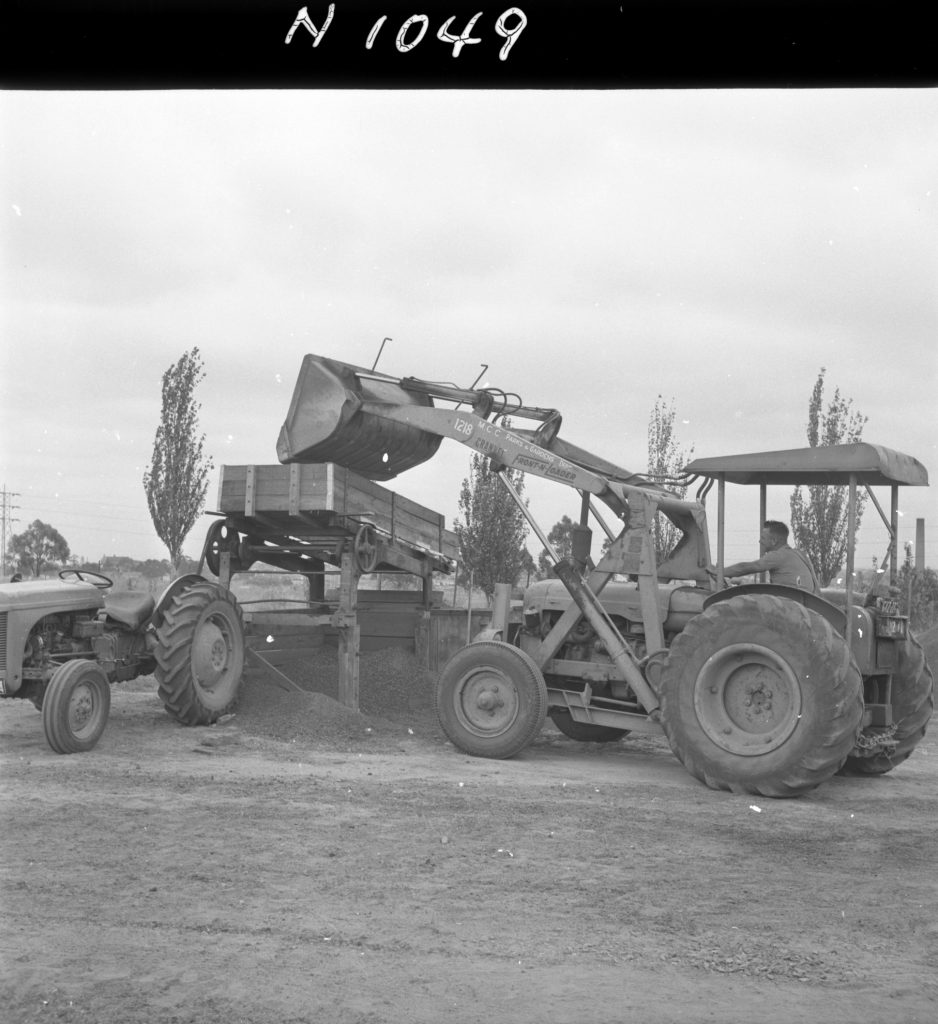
103, 592, 156, 630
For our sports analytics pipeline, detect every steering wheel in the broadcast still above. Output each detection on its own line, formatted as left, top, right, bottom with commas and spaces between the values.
705, 568, 735, 591
59, 568, 113, 590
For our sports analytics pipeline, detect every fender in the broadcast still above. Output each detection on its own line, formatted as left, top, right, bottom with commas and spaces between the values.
149, 574, 218, 630
703, 583, 848, 638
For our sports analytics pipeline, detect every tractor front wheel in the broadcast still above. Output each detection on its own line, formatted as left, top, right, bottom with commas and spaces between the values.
154, 582, 245, 726
42, 660, 111, 754
659, 594, 863, 798
841, 633, 934, 776
436, 641, 547, 759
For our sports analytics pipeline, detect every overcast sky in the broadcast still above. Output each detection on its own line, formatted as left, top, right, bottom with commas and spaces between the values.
1, 89, 935, 574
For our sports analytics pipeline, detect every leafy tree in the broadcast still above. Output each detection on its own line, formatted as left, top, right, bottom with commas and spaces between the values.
177, 554, 201, 575
538, 515, 575, 576
10, 519, 70, 577
647, 395, 694, 562
897, 563, 938, 633
101, 555, 137, 572
454, 452, 529, 602
519, 547, 537, 588
789, 368, 867, 586
139, 558, 172, 579
143, 348, 214, 572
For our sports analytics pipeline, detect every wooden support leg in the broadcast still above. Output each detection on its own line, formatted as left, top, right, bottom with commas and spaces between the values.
334, 550, 361, 710
415, 611, 432, 670
412, 568, 435, 669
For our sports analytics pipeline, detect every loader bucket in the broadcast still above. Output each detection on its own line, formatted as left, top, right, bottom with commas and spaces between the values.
276, 354, 442, 480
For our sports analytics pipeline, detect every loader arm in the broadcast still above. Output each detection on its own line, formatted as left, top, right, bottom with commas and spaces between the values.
358, 400, 631, 517
277, 353, 713, 717
355, 398, 696, 715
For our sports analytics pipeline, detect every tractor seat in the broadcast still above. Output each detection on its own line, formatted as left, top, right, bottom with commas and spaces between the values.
103, 592, 156, 630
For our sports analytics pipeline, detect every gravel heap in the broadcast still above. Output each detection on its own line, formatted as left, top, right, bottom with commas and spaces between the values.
232, 643, 444, 750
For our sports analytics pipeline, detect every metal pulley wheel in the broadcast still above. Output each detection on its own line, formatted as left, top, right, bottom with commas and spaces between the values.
204, 520, 243, 577
352, 524, 379, 574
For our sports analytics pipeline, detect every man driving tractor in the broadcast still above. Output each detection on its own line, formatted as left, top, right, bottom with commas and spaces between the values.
720, 520, 820, 593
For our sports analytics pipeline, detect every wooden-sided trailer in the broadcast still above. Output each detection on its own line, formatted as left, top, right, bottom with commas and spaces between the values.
205, 462, 458, 709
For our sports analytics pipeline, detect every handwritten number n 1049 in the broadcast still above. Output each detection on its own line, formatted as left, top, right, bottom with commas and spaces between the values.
287, 6, 528, 61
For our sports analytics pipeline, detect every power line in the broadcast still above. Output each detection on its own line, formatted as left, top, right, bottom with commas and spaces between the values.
1, 484, 21, 572
21, 505, 155, 527
21, 492, 152, 512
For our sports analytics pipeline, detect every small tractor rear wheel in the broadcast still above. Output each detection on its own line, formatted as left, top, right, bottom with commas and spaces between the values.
549, 708, 629, 743
659, 594, 863, 798
841, 633, 934, 776
154, 582, 245, 726
436, 641, 547, 759
42, 660, 111, 754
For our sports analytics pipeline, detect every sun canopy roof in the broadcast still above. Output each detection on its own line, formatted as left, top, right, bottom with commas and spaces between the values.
684, 443, 929, 487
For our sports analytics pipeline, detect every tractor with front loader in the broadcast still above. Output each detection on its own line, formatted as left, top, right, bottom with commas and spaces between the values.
271, 354, 932, 797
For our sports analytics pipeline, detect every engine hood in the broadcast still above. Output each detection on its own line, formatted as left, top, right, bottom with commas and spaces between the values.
523, 577, 708, 626
0, 580, 105, 614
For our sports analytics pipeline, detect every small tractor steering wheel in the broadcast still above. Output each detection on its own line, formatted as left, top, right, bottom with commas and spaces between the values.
59, 568, 114, 589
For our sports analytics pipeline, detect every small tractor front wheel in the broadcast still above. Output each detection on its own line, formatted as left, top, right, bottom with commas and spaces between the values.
436, 641, 548, 759
659, 594, 863, 798
154, 582, 245, 726
841, 633, 934, 776
549, 708, 629, 743
42, 660, 111, 754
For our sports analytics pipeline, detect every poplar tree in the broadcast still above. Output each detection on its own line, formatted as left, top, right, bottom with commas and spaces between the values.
538, 515, 575, 576
647, 395, 694, 563
454, 451, 529, 602
789, 367, 867, 586
143, 348, 214, 572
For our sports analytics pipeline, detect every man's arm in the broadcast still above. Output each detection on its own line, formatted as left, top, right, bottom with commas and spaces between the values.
723, 555, 773, 578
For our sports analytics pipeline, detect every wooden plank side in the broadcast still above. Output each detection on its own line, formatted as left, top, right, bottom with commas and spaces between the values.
390, 507, 444, 551
344, 493, 445, 552
389, 489, 446, 525
337, 473, 450, 553
255, 464, 331, 512
345, 480, 445, 531
356, 609, 419, 639
217, 465, 247, 511
218, 463, 455, 555
218, 465, 333, 514
440, 528, 458, 561
245, 465, 256, 516
358, 590, 443, 606
360, 635, 414, 653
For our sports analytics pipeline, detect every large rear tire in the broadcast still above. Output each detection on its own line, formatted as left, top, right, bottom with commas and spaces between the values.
154, 582, 245, 726
840, 634, 934, 776
436, 641, 547, 759
42, 660, 111, 754
659, 594, 863, 798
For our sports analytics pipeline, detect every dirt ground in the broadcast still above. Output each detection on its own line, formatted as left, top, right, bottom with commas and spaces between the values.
2, 642, 936, 1024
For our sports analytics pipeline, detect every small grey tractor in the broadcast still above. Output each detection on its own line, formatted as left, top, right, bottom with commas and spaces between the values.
0, 570, 244, 753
